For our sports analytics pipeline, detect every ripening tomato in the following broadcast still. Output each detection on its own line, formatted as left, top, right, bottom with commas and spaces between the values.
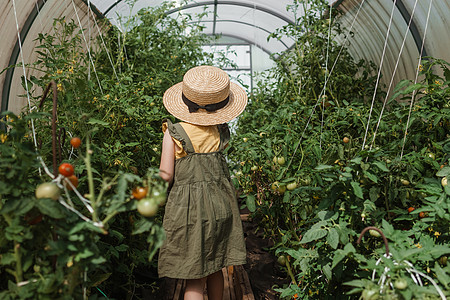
132, 186, 148, 200
59, 163, 74, 177
137, 198, 158, 217
419, 211, 426, 218
343, 137, 350, 143
70, 137, 81, 149
35, 182, 61, 200
64, 175, 79, 191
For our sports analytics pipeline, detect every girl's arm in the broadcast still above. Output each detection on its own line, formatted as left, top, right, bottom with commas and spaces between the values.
159, 129, 175, 183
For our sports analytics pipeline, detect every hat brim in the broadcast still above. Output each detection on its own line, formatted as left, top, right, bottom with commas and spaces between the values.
163, 82, 248, 126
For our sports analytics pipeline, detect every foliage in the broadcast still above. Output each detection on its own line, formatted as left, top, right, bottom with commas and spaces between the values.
0, 2, 218, 298
229, 0, 450, 299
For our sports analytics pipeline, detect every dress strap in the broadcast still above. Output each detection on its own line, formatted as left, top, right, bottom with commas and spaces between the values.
172, 122, 196, 154
217, 123, 230, 152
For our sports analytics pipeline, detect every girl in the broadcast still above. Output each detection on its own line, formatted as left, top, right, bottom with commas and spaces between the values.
158, 65, 248, 300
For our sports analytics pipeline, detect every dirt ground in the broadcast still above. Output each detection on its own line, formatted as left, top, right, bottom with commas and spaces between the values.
241, 214, 290, 300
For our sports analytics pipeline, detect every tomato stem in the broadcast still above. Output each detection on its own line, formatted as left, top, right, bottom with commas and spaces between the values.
14, 242, 23, 283
85, 136, 97, 222
285, 258, 297, 286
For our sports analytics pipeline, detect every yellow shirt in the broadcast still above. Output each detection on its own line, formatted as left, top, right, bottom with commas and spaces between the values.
162, 122, 221, 159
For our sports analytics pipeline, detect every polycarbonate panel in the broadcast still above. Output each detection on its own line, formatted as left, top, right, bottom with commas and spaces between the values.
0, 0, 100, 114
99, 0, 298, 53
334, 0, 422, 95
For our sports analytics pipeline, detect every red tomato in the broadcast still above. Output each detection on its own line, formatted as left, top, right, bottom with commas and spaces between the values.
132, 187, 148, 200
419, 212, 426, 218
59, 163, 74, 177
70, 137, 81, 149
408, 207, 415, 213
64, 175, 79, 191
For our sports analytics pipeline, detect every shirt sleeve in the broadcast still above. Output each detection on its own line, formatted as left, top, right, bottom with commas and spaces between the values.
162, 120, 187, 158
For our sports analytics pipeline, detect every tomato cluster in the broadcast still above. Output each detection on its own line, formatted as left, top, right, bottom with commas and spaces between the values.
133, 186, 166, 217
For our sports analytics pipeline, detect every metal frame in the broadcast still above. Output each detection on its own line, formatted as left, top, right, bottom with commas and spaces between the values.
190, 19, 290, 49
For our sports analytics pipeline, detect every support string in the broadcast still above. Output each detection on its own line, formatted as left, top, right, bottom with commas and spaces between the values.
369, 0, 419, 150
283, 0, 367, 176
400, 0, 433, 159
361, 0, 398, 150
70, 0, 103, 94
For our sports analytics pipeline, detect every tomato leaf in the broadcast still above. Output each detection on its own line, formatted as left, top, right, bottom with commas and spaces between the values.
436, 166, 450, 177
36, 199, 65, 219
351, 181, 363, 199
327, 228, 339, 249
373, 161, 389, 172
322, 263, 332, 280
300, 228, 327, 244
246, 194, 256, 212
363, 171, 378, 183
332, 243, 355, 269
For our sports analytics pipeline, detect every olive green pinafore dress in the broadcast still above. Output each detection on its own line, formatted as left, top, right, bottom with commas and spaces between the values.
158, 120, 247, 279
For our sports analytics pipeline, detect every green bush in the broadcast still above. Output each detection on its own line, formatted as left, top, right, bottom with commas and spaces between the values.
229, 0, 450, 299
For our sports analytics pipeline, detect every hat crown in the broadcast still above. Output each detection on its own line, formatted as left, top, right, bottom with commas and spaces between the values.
182, 66, 230, 106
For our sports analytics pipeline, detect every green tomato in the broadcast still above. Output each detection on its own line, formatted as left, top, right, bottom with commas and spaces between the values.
361, 288, 379, 300
400, 179, 410, 186
394, 278, 408, 290
35, 182, 61, 200
277, 255, 287, 266
286, 182, 298, 191
137, 198, 159, 217
242, 137, 248, 142
277, 156, 286, 165
251, 165, 258, 171
441, 177, 448, 187
369, 229, 381, 237
151, 189, 166, 206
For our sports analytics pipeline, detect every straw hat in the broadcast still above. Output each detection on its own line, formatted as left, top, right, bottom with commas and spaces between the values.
163, 65, 248, 126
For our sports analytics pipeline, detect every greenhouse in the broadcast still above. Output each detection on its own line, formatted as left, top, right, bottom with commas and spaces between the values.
0, 0, 449, 299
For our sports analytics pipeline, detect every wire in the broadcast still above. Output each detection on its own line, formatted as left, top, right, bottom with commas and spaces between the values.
284, 0, 367, 175
11, 0, 38, 151
400, 0, 433, 159
70, 0, 103, 94
369, 0, 419, 150
361, 0, 398, 151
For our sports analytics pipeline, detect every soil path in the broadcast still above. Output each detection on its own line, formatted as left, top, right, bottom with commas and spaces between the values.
241, 214, 290, 300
